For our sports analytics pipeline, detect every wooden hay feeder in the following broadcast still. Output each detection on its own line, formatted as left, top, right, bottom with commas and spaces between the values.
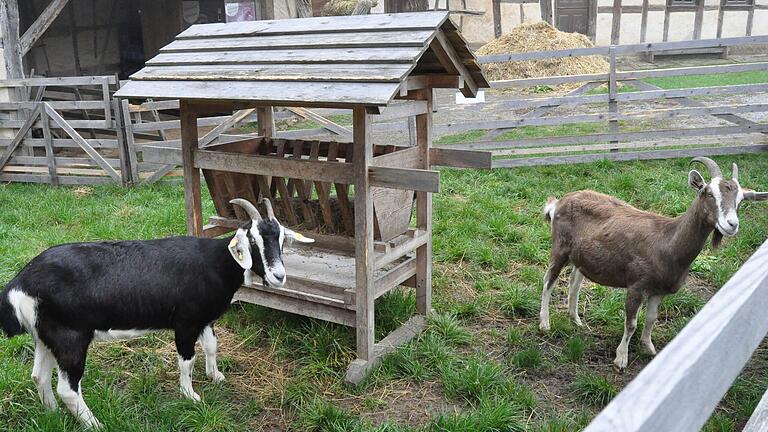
115, 11, 489, 384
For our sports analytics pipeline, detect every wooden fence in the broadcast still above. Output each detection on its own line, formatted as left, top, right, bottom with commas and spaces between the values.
434, 34, 768, 167
0, 75, 128, 185
585, 239, 768, 431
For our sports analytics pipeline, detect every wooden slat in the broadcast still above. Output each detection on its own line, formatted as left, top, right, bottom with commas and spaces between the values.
0, 138, 119, 148
375, 229, 429, 269
288, 107, 352, 138
0, 101, 106, 110
744, 388, 768, 432
115, 80, 400, 107
616, 62, 768, 80
432, 30, 477, 97
584, 241, 768, 432
194, 149, 355, 184
492, 144, 768, 167
180, 103, 203, 236
162, 30, 433, 52
0, 104, 42, 171
44, 104, 121, 182
377, 101, 429, 121
369, 166, 440, 193
429, 147, 492, 168
0, 173, 113, 185
375, 258, 417, 299
200, 109, 256, 147
0, 75, 117, 87
131, 64, 412, 83
234, 287, 355, 327
176, 11, 448, 39
146, 47, 424, 66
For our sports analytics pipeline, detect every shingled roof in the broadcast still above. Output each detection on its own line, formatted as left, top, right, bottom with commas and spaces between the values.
115, 12, 487, 107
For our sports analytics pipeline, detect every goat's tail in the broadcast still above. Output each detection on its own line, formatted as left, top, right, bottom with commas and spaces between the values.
543, 197, 558, 224
0, 290, 24, 338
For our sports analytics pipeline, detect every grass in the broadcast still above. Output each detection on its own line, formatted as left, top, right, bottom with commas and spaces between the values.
1, 152, 767, 430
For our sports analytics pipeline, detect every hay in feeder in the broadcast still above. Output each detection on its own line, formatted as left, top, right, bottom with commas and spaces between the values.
322, 0, 377, 16
476, 21, 609, 92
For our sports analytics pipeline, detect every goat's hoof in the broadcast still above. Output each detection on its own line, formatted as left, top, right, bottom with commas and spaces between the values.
642, 343, 657, 356
612, 354, 628, 370
182, 389, 202, 402
572, 316, 583, 327
210, 371, 226, 382
539, 321, 550, 332
83, 417, 103, 430
41, 398, 58, 412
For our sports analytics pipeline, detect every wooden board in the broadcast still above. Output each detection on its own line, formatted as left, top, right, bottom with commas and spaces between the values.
176, 11, 449, 39
131, 64, 412, 83
146, 47, 425, 66
116, 80, 401, 106
162, 30, 434, 52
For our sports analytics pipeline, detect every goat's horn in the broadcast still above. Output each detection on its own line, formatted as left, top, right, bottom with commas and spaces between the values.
260, 198, 275, 220
732, 163, 739, 181
690, 157, 723, 178
230, 198, 262, 221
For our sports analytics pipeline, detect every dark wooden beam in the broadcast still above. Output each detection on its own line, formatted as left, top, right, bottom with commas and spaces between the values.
19, 0, 70, 55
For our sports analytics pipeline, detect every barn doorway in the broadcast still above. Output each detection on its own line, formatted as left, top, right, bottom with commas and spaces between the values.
555, 0, 595, 39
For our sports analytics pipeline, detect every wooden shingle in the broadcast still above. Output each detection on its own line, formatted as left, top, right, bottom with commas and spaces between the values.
115, 12, 487, 107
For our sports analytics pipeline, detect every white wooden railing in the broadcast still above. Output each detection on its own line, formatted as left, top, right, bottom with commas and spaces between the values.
585, 239, 768, 431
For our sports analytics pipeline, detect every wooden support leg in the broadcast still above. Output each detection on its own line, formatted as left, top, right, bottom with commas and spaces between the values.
346, 106, 375, 385
415, 90, 433, 316
180, 102, 202, 237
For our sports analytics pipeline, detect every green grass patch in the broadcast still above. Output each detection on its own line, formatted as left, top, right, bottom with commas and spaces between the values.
571, 372, 618, 408
645, 70, 768, 89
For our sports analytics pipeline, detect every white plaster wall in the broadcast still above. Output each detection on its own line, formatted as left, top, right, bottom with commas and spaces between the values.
645, 10, 665, 42
754, 10, 768, 35
522, 3, 541, 22
619, 12, 642, 44
666, 11, 695, 41
622, 0, 642, 6
446, 0, 541, 44
721, 10, 748, 37
700, 9, 719, 39
595, 13, 613, 45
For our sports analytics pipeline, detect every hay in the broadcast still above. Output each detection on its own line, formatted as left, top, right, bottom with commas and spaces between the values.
322, 0, 377, 16
476, 21, 609, 92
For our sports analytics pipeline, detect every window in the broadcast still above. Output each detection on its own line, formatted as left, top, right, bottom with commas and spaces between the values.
667, 0, 698, 8
724, 0, 753, 6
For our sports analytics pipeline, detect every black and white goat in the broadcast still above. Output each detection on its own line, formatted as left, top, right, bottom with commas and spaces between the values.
0, 198, 312, 429
539, 157, 767, 370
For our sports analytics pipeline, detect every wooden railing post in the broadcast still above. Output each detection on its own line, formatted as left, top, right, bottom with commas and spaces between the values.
180, 101, 203, 237
415, 89, 433, 316
608, 46, 619, 153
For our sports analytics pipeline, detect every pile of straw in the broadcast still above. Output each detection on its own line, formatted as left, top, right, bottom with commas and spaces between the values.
322, 0, 377, 15
476, 21, 608, 91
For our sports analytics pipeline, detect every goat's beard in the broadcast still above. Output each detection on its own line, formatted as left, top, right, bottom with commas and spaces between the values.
711, 230, 724, 251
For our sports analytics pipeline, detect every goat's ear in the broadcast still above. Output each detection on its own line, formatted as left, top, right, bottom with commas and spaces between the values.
228, 229, 253, 270
688, 170, 706, 191
284, 228, 315, 244
744, 189, 768, 201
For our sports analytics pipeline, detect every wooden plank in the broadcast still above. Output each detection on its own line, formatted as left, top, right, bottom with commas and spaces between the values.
146, 47, 424, 66
369, 166, 440, 193
693, 0, 704, 40
44, 104, 120, 182
132, 64, 412, 83
415, 90, 433, 317
430, 147, 492, 168
493, 144, 768, 168
176, 11, 449, 39
0, 101, 106, 110
445, 125, 768, 151
328, 142, 354, 235
374, 229, 429, 269
193, 149, 355, 184
128, 99, 180, 112
0, 173, 113, 185
234, 287, 356, 327
180, 103, 203, 237
353, 106, 375, 362
19, 0, 69, 55
584, 241, 768, 432
491, 136, 757, 156
7, 155, 122, 167
744, 388, 768, 432
0, 104, 41, 171
608, 47, 619, 151
492, 0, 501, 37
200, 109, 256, 147
0, 76, 116, 87
432, 30, 478, 97
0, 138, 118, 149
288, 107, 352, 138
490, 72, 609, 88
476, 35, 768, 63
640, 0, 649, 43
372, 315, 426, 359
162, 30, 433, 52
611, 0, 622, 45
120, 100, 139, 182
377, 101, 429, 121
115, 80, 400, 107
40, 109, 57, 185
375, 257, 417, 299
717, 0, 726, 38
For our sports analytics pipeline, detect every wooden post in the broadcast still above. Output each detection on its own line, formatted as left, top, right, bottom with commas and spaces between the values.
492, 0, 502, 38
415, 90, 433, 316
257, 106, 275, 137
40, 107, 57, 186
181, 102, 203, 236
608, 46, 619, 152
610, 0, 622, 45
353, 105, 374, 363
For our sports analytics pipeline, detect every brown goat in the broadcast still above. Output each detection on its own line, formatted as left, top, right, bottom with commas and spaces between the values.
539, 157, 767, 369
